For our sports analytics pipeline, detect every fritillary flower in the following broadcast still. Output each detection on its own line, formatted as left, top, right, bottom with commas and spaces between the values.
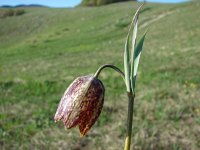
54, 75, 105, 136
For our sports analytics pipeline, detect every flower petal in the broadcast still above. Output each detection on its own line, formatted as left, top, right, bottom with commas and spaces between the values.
54, 75, 93, 128
78, 78, 104, 136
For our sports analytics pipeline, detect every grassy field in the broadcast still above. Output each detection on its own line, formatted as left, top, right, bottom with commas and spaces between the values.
0, 1, 200, 149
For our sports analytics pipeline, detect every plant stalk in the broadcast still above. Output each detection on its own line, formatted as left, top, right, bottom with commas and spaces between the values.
94, 64, 136, 150
124, 92, 135, 150
94, 64, 125, 79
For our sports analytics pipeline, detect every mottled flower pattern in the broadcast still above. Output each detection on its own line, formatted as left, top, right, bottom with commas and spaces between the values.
54, 75, 105, 136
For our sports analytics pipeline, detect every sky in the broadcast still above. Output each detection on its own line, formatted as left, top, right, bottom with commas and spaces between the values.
0, 0, 189, 8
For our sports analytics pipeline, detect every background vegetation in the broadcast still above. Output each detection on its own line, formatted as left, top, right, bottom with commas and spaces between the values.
0, 9, 25, 18
0, 1, 200, 150
81, 0, 134, 6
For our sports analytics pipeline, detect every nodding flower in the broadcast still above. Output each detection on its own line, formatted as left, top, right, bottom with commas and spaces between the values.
54, 75, 105, 136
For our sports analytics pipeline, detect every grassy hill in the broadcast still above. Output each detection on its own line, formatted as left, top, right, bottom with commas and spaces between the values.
0, 1, 200, 149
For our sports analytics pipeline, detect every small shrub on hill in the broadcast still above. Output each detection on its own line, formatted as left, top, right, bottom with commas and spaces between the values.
81, 0, 135, 6
14, 9, 25, 16
0, 9, 25, 18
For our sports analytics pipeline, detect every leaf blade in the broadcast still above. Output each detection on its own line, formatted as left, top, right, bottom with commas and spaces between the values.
129, 4, 144, 92
124, 35, 131, 92
133, 32, 147, 77
124, 3, 145, 92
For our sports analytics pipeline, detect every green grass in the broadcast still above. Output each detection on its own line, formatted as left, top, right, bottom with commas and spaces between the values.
0, 1, 200, 149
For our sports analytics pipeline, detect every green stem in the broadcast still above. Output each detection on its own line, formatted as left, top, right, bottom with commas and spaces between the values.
124, 92, 135, 150
94, 64, 125, 80
95, 64, 136, 150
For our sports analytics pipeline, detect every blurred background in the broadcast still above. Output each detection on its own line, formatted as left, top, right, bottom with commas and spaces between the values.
0, 0, 199, 149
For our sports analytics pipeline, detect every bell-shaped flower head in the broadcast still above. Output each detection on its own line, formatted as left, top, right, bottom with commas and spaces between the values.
54, 75, 105, 136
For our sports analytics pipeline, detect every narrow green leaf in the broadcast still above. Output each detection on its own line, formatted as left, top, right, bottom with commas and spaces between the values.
130, 5, 143, 65
133, 32, 147, 77
124, 3, 144, 92
130, 16, 138, 90
127, 4, 144, 37
124, 35, 131, 92
129, 4, 144, 92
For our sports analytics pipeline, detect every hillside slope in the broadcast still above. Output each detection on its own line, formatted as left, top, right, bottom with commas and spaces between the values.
0, 1, 200, 149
